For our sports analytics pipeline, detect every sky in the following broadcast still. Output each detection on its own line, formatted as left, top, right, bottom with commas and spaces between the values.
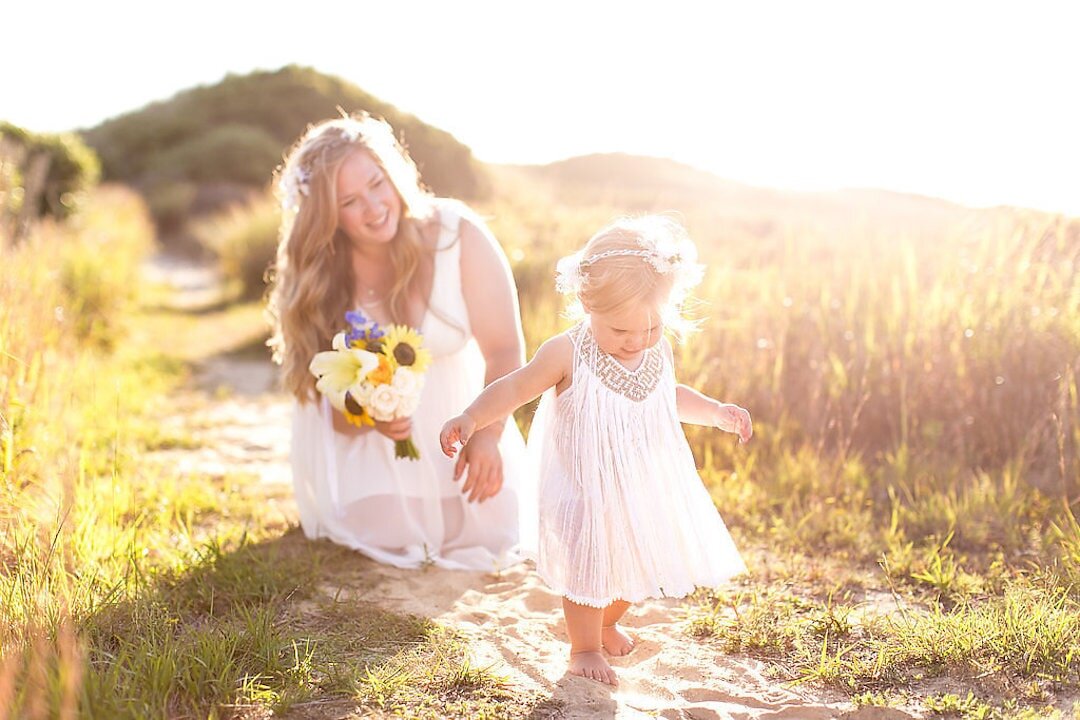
3, 1, 1078, 215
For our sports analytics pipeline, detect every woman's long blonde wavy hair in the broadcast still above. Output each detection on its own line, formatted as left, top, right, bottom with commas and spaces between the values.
267, 114, 435, 402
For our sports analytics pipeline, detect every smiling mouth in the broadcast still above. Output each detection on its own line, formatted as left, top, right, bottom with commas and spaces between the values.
367, 210, 389, 229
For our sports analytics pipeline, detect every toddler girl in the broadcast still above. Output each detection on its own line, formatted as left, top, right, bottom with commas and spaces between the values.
439, 216, 750, 686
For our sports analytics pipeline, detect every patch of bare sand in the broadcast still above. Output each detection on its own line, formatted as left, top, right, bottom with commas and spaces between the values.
328, 559, 881, 719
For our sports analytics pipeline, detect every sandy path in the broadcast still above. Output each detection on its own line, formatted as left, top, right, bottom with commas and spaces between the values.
332, 559, 871, 719
153, 367, 886, 719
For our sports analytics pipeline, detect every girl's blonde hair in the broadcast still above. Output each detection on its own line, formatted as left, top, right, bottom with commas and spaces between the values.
559, 215, 703, 338
266, 113, 435, 401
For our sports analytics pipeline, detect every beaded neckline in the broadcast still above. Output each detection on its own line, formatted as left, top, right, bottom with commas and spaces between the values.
578, 327, 662, 402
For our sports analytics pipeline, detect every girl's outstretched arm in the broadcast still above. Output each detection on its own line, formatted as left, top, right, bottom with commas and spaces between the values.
440, 335, 572, 457
663, 339, 753, 443
675, 384, 753, 444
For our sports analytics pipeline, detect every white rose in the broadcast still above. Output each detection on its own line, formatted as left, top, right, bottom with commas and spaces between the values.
368, 385, 401, 422
391, 367, 421, 397
396, 394, 420, 418
348, 381, 374, 407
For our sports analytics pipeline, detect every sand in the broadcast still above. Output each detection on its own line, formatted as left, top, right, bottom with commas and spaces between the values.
329, 557, 873, 719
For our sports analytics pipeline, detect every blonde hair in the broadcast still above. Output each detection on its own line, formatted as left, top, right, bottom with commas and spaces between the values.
267, 113, 436, 401
564, 215, 702, 339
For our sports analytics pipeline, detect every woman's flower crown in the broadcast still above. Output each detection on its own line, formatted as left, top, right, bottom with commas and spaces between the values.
554, 232, 704, 297
278, 165, 310, 212
278, 126, 367, 212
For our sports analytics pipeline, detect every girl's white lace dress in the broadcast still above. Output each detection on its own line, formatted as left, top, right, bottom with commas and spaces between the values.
291, 202, 528, 571
527, 321, 746, 606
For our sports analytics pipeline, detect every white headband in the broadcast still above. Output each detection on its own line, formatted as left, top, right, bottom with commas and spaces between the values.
555, 234, 704, 297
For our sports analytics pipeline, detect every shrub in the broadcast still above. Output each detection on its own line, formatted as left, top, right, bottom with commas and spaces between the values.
144, 124, 283, 186
191, 194, 280, 301
0, 121, 101, 220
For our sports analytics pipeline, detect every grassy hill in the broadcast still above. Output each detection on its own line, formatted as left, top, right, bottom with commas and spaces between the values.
80, 66, 489, 247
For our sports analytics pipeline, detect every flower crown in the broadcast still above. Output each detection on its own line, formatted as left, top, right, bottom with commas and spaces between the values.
554, 232, 704, 297
278, 165, 310, 212
278, 125, 367, 212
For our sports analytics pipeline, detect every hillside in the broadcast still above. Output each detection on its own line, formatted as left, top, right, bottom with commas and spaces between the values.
499, 152, 993, 244
81, 65, 489, 201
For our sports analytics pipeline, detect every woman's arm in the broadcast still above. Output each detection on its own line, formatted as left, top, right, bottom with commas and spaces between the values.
447, 207, 530, 501
458, 209, 526, 425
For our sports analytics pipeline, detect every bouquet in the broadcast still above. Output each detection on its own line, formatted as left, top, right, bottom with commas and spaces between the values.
308, 310, 432, 460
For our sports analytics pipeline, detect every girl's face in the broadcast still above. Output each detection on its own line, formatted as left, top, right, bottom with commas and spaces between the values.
336, 149, 402, 248
587, 300, 665, 364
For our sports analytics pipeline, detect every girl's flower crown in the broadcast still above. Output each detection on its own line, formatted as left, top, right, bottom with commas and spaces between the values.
554, 232, 705, 297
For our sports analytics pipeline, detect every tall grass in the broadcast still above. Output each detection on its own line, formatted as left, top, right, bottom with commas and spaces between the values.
481, 187, 1080, 710
1, 186, 160, 715
481, 188, 1080, 568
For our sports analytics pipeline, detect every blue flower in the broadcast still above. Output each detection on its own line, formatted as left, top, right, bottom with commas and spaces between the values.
345, 310, 369, 329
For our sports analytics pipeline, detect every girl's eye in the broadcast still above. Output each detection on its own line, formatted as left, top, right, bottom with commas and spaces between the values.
371, 177, 384, 188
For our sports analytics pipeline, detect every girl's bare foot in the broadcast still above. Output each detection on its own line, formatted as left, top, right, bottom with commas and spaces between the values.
601, 624, 635, 656
568, 650, 618, 686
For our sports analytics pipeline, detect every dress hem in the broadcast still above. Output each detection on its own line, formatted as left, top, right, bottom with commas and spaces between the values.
539, 568, 747, 608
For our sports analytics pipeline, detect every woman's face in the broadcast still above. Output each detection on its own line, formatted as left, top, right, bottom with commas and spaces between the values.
587, 300, 665, 365
335, 149, 402, 248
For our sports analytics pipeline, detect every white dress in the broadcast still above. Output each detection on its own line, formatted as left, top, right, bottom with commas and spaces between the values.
291, 202, 529, 571
527, 321, 746, 607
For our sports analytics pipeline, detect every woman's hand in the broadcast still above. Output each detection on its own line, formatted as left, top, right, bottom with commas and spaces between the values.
453, 427, 504, 503
332, 411, 412, 440
374, 417, 413, 441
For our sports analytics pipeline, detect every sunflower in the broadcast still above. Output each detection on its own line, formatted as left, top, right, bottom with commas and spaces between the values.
381, 324, 432, 373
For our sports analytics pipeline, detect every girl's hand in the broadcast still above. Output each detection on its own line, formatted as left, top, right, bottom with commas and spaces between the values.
454, 428, 503, 503
439, 413, 477, 458
715, 403, 753, 444
374, 417, 413, 441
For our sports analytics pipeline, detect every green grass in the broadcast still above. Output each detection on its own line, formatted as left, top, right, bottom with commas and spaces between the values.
4, 166, 1079, 716
1, 188, 551, 718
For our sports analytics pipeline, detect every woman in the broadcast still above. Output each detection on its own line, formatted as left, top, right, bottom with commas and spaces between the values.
267, 113, 528, 570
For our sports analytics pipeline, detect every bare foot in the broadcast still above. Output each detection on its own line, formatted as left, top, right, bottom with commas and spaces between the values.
601, 624, 635, 656
568, 650, 618, 686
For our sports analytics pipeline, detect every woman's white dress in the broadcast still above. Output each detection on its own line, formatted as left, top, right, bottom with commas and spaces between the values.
527, 321, 746, 607
291, 203, 528, 571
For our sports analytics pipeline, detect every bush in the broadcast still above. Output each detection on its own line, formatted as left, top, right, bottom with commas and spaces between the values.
0, 121, 100, 220
144, 124, 283, 186
145, 180, 199, 234
56, 186, 156, 345
191, 194, 280, 301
